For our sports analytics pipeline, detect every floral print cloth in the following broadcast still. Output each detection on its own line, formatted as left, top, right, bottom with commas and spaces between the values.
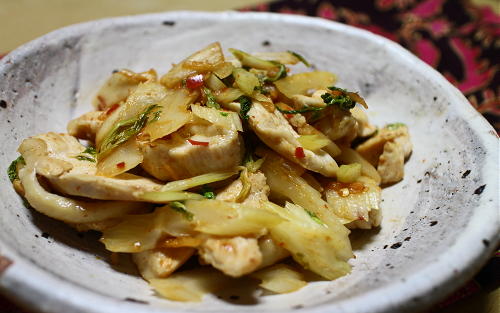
242, 0, 500, 132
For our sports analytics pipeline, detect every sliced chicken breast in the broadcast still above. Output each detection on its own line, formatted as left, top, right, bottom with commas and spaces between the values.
18, 132, 162, 201
198, 236, 262, 277
140, 118, 243, 181
247, 101, 338, 177
355, 125, 412, 184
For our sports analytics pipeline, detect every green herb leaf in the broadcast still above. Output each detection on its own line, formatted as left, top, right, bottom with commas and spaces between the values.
219, 112, 229, 117
304, 209, 325, 226
386, 123, 406, 130
200, 185, 216, 199
264, 61, 287, 82
287, 50, 311, 67
99, 104, 161, 158
169, 201, 194, 221
7, 156, 25, 182
275, 105, 324, 114
75, 146, 97, 162
321, 86, 356, 111
237, 95, 252, 120
202, 87, 221, 109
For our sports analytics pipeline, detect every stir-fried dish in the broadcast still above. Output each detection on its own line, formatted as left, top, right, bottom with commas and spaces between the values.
8, 42, 412, 301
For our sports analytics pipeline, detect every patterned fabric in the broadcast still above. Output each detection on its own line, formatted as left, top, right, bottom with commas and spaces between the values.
241, 0, 500, 132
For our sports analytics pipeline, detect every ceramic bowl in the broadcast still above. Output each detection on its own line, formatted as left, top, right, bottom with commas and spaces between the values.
0, 11, 498, 313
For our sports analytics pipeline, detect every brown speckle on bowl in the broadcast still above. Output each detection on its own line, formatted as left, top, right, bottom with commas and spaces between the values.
0, 100, 7, 108
162, 20, 175, 26
390, 242, 402, 249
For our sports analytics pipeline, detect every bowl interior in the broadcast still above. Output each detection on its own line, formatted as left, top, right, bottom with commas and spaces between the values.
0, 11, 497, 313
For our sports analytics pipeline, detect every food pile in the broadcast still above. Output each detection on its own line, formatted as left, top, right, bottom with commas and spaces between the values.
8, 42, 411, 301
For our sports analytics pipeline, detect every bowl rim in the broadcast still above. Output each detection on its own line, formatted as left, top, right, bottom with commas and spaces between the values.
0, 10, 498, 313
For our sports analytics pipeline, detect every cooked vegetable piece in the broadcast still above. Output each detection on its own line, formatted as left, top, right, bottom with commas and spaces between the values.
252, 51, 300, 65
336, 148, 381, 185
265, 202, 352, 280
141, 88, 195, 141
233, 68, 260, 95
100, 206, 194, 252
149, 267, 235, 302
96, 138, 143, 177
215, 88, 245, 105
160, 42, 224, 88
287, 50, 310, 67
184, 199, 282, 236
96, 81, 168, 149
257, 236, 290, 269
297, 134, 330, 151
98, 104, 159, 159
213, 62, 234, 79
251, 264, 307, 293
205, 74, 226, 91
325, 178, 381, 229
93, 69, 157, 110
337, 163, 362, 183
274, 72, 336, 99
161, 170, 238, 192
191, 104, 243, 132
258, 148, 352, 225
137, 191, 205, 203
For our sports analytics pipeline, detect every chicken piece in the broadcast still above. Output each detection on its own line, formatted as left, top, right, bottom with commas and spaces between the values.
18, 132, 162, 201
132, 248, 195, 280
216, 171, 270, 205
248, 101, 338, 177
377, 141, 405, 184
67, 111, 105, 142
198, 236, 262, 277
216, 171, 289, 269
18, 166, 145, 224
355, 124, 412, 184
140, 118, 243, 181
313, 106, 359, 145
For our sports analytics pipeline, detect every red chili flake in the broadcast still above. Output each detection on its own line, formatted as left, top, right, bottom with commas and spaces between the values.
105, 103, 120, 115
188, 139, 209, 146
116, 162, 125, 169
285, 114, 294, 119
295, 147, 305, 159
185, 74, 204, 89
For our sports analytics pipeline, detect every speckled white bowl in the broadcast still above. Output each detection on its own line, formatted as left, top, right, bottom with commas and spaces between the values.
0, 11, 498, 313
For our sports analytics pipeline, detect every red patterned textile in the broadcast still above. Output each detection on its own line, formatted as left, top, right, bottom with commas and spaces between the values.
241, 0, 500, 132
